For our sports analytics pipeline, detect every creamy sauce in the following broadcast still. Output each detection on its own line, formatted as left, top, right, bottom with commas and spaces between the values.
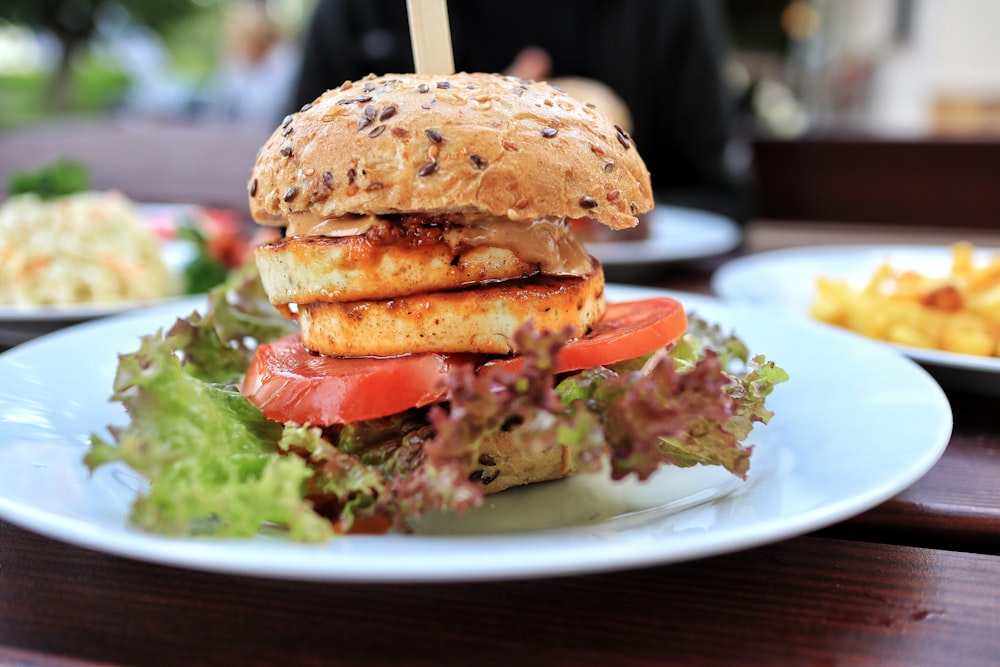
285, 214, 375, 237
285, 213, 593, 277
443, 217, 592, 276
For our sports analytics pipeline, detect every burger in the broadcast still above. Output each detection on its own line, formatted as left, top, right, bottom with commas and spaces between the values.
246, 71, 651, 357
85, 72, 784, 540
231, 72, 781, 530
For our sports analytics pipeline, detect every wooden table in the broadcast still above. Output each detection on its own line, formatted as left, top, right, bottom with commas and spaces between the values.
1, 524, 998, 666
2, 121, 1000, 666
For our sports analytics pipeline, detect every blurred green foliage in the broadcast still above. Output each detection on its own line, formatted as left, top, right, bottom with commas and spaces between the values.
7, 158, 90, 198
0, 0, 208, 35
0, 0, 313, 128
0, 0, 228, 127
0, 52, 131, 127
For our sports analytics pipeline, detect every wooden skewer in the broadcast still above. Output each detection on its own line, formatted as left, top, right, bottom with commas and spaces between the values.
406, 0, 455, 75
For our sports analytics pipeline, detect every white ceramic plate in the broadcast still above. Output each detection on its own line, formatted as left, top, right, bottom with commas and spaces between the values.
587, 205, 741, 267
0, 285, 952, 583
0, 203, 208, 348
711, 245, 1000, 394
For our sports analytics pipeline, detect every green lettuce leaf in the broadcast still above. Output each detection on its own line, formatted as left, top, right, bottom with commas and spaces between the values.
84, 265, 328, 539
165, 263, 294, 385
85, 329, 332, 540
278, 424, 390, 532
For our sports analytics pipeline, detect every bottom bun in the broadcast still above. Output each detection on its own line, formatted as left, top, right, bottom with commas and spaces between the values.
473, 430, 573, 494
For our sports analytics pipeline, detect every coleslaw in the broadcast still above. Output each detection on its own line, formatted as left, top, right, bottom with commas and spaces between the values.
0, 191, 176, 305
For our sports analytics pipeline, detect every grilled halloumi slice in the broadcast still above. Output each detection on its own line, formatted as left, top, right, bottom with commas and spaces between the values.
255, 234, 542, 305
255, 213, 594, 307
298, 267, 606, 356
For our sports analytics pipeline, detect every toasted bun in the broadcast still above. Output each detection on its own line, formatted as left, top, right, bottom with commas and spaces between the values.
248, 72, 654, 231
475, 430, 573, 494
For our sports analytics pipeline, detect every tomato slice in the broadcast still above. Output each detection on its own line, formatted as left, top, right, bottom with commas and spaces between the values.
242, 334, 480, 426
243, 298, 686, 426
557, 297, 687, 371
483, 297, 688, 376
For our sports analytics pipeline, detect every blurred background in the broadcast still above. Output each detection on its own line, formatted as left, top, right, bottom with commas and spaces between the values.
726, 0, 1000, 138
2, 0, 998, 137
0, 0, 997, 227
0, 0, 311, 126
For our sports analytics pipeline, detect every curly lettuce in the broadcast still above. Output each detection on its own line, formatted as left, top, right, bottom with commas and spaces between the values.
86, 271, 788, 540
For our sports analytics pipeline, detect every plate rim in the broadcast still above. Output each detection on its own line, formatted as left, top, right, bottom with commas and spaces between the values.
0, 293, 193, 322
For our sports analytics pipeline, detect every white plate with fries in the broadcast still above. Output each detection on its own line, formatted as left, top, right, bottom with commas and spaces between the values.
712, 244, 1000, 395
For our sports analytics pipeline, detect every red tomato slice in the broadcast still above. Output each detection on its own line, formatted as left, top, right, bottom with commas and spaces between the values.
483, 297, 688, 376
243, 298, 686, 426
242, 334, 480, 426
557, 297, 687, 371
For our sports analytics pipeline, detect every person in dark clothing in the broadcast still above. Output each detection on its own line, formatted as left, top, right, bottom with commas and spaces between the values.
289, 0, 751, 224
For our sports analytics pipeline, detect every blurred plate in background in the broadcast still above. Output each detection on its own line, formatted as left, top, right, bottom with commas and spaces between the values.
588, 205, 741, 282
712, 245, 1000, 395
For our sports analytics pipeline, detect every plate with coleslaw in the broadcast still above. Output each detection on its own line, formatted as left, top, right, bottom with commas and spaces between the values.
0, 194, 246, 347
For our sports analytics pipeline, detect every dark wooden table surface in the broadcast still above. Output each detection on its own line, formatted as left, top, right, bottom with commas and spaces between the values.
2, 120, 1000, 666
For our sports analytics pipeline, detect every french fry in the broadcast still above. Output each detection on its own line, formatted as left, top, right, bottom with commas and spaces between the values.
810, 243, 1000, 358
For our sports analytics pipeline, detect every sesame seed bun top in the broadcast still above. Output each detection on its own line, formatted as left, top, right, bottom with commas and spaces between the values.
247, 72, 653, 230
